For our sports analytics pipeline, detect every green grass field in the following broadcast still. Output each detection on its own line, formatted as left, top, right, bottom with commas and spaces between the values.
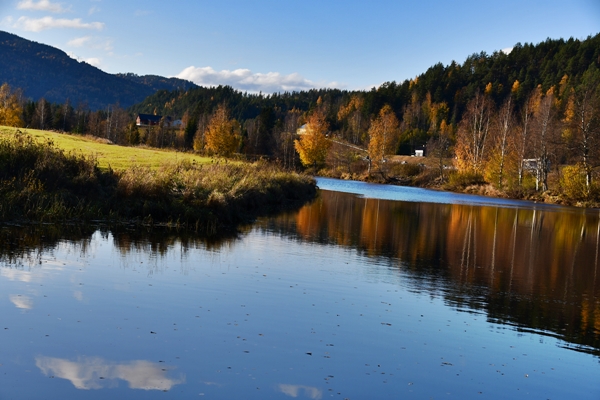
0, 126, 212, 170
0, 126, 317, 230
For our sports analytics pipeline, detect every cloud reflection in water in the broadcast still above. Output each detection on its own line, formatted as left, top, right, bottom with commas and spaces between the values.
278, 384, 323, 399
1, 268, 33, 282
9, 294, 33, 309
35, 356, 184, 391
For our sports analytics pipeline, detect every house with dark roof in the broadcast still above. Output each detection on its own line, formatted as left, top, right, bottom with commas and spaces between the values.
136, 114, 182, 129
136, 114, 165, 127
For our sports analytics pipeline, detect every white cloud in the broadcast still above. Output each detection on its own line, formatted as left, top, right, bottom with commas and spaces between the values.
501, 47, 513, 55
176, 66, 341, 93
13, 16, 104, 31
84, 57, 101, 67
0, 16, 14, 28
67, 35, 91, 47
67, 35, 113, 51
17, 0, 69, 13
66, 52, 102, 68
88, 6, 100, 15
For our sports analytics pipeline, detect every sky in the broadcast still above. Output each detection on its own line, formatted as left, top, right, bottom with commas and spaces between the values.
0, 0, 599, 94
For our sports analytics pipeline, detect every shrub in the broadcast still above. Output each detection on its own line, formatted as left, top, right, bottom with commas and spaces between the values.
560, 164, 589, 201
389, 162, 423, 178
0, 132, 317, 232
446, 171, 486, 189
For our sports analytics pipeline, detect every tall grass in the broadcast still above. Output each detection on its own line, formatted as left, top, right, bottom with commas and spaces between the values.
0, 132, 316, 233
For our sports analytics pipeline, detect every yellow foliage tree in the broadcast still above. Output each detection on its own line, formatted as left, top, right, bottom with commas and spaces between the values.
511, 80, 520, 94
337, 95, 364, 144
485, 82, 493, 95
0, 83, 23, 127
294, 110, 331, 168
455, 91, 494, 173
204, 104, 241, 156
367, 104, 400, 167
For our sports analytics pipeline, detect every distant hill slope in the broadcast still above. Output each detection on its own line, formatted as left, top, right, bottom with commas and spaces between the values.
0, 31, 196, 110
115, 73, 197, 93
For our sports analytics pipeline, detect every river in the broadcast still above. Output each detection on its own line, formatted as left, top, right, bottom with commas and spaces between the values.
0, 178, 598, 399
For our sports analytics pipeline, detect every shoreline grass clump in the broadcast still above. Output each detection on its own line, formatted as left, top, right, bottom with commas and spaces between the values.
0, 131, 317, 234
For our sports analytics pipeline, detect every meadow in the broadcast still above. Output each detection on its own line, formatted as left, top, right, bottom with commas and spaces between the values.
0, 126, 212, 170
0, 127, 316, 234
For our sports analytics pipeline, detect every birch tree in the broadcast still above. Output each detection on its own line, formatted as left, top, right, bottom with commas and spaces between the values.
531, 88, 557, 191
367, 105, 400, 167
455, 91, 494, 173
516, 85, 540, 186
565, 65, 600, 189
487, 95, 515, 188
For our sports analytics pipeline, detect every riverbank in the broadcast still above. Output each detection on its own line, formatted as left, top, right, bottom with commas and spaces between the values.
0, 131, 317, 234
318, 157, 600, 209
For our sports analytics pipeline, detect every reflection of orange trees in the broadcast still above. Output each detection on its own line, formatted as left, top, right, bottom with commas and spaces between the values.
281, 191, 600, 353
295, 197, 323, 239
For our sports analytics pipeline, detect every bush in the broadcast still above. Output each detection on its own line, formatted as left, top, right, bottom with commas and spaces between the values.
560, 164, 591, 201
446, 171, 486, 189
389, 162, 423, 178
0, 132, 317, 232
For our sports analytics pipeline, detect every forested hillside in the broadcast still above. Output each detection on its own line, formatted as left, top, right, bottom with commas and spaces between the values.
2, 32, 600, 203
0, 31, 196, 109
121, 32, 600, 201
131, 34, 600, 139
132, 33, 600, 153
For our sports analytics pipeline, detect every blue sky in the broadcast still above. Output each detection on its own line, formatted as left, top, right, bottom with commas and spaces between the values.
0, 0, 598, 93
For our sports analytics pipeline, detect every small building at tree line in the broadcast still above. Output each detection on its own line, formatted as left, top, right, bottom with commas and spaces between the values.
136, 114, 182, 129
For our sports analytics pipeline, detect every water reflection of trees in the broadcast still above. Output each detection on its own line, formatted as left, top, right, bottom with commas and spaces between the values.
0, 224, 96, 267
261, 191, 600, 356
0, 224, 241, 269
1, 195, 599, 356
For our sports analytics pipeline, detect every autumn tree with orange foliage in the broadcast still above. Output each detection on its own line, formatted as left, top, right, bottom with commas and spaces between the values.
515, 82, 539, 186
427, 118, 453, 180
0, 83, 22, 127
294, 109, 331, 169
485, 94, 516, 189
337, 95, 365, 144
564, 65, 600, 189
530, 87, 559, 191
204, 104, 241, 156
455, 91, 494, 173
367, 105, 400, 174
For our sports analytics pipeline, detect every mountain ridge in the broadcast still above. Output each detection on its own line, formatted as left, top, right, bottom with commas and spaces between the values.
0, 30, 197, 110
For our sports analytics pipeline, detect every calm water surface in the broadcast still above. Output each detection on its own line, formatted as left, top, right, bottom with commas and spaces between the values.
1, 179, 599, 399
